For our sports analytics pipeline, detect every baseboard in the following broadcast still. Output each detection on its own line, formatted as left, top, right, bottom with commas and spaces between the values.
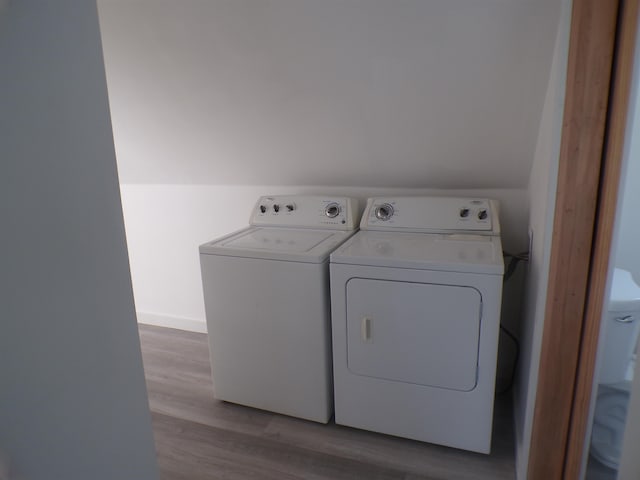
136, 312, 207, 334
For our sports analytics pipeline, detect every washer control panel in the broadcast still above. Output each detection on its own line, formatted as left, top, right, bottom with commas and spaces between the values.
251, 195, 359, 230
362, 196, 500, 234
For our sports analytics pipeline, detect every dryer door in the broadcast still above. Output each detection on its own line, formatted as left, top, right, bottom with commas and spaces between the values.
345, 278, 481, 391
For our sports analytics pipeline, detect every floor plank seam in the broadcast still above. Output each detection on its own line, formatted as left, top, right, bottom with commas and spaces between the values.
139, 324, 516, 480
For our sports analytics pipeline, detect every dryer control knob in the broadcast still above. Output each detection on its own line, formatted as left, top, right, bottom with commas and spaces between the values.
325, 203, 340, 218
259, 205, 267, 213
374, 203, 394, 221
478, 209, 488, 220
273, 204, 280, 213
459, 208, 470, 218
286, 204, 295, 212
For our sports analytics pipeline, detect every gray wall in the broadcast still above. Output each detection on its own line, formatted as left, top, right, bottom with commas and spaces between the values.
0, 2, 158, 479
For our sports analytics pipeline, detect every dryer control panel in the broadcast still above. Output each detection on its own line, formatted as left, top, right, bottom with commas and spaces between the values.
362, 196, 500, 234
250, 195, 360, 230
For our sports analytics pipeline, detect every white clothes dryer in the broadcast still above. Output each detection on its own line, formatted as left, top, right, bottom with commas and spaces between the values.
199, 195, 359, 423
330, 196, 504, 453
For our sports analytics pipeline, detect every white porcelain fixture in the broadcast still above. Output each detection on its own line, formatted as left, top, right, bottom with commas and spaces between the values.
590, 268, 640, 469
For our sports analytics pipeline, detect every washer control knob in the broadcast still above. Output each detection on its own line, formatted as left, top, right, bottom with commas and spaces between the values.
374, 203, 394, 221
273, 204, 280, 213
478, 209, 488, 220
459, 208, 470, 218
325, 203, 341, 218
259, 205, 267, 213
286, 204, 295, 212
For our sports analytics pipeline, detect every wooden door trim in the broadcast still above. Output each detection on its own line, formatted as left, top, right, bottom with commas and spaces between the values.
564, 0, 640, 477
526, 1, 621, 478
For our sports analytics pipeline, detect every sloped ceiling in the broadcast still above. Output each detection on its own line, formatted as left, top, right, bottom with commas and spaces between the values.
98, 0, 562, 188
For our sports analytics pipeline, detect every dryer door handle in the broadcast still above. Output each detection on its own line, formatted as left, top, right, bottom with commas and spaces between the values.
361, 317, 372, 343
615, 315, 635, 323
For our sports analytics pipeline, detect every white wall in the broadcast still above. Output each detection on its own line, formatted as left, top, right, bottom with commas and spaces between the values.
121, 184, 528, 332
615, 97, 640, 283
101, 0, 564, 335
602, 21, 640, 478
514, 0, 571, 478
96, 0, 564, 337
98, 2, 566, 473
98, 0, 561, 188
0, 2, 158, 479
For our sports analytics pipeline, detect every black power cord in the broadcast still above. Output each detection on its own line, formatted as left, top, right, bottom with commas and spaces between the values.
497, 251, 529, 395
498, 324, 520, 395
503, 251, 529, 282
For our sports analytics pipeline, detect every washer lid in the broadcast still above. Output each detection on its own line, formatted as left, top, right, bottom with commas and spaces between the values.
330, 230, 504, 275
610, 268, 640, 311
200, 226, 357, 263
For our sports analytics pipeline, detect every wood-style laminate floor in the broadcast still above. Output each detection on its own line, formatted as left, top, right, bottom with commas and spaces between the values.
139, 324, 516, 480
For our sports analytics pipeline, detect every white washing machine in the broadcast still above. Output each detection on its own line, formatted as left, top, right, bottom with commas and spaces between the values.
330, 196, 504, 453
199, 195, 359, 423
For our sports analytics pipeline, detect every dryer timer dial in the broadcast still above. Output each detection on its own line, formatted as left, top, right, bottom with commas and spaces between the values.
374, 203, 394, 221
